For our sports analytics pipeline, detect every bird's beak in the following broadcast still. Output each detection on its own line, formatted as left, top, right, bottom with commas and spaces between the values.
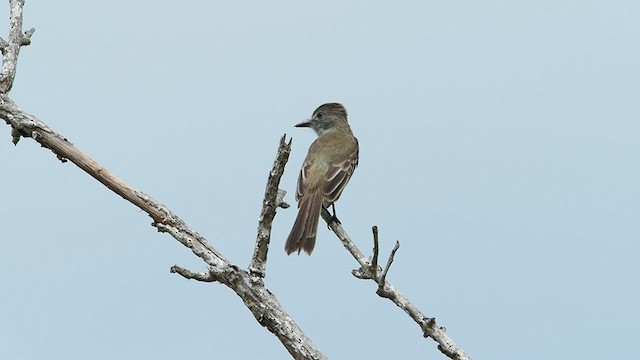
295, 119, 313, 128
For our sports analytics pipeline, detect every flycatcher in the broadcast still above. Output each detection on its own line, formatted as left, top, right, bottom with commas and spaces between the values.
285, 103, 359, 255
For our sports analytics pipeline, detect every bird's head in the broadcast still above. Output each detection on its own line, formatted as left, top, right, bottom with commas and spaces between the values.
296, 103, 348, 136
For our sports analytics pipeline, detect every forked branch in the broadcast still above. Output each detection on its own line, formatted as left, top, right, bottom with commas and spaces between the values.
321, 211, 472, 360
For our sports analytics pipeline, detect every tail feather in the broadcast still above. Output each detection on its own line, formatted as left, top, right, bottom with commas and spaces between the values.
285, 189, 323, 255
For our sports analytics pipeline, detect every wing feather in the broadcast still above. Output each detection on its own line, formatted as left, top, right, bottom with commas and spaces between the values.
323, 145, 359, 205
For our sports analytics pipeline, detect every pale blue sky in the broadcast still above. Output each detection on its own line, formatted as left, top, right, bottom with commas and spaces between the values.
1, 1, 639, 359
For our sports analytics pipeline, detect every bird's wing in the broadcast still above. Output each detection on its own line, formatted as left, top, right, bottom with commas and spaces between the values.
323, 144, 359, 204
296, 162, 308, 202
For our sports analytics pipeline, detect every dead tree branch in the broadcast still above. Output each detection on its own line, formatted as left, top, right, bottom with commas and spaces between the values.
2, 2, 472, 359
0, 101, 327, 358
0, 0, 34, 95
321, 210, 472, 360
170, 265, 215, 282
249, 135, 292, 279
0, 2, 325, 358
1, 98, 327, 358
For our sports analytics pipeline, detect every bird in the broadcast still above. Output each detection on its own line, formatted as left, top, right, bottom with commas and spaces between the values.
285, 103, 359, 255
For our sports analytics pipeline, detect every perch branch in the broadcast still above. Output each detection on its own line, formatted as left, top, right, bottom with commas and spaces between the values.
321, 209, 472, 360
2, 2, 468, 359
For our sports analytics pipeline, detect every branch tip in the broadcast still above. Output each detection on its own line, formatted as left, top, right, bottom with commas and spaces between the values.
279, 133, 293, 148
20, 28, 35, 45
170, 265, 215, 282
380, 241, 400, 286
276, 188, 290, 209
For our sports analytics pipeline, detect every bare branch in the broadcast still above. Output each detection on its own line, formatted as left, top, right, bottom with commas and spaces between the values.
2, 3, 468, 359
378, 240, 400, 291
170, 265, 215, 282
321, 209, 472, 360
1, 97, 328, 359
249, 134, 292, 279
0, 3, 329, 357
0, 0, 35, 95
2, 68, 326, 360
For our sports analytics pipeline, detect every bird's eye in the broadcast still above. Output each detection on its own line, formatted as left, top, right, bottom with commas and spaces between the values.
316, 112, 323, 118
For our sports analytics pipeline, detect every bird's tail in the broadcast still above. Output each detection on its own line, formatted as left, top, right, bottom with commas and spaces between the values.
285, 189, 323, 255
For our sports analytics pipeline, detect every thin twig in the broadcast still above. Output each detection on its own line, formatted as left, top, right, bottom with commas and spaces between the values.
371, 226, 379, 278
249, 134, 292, 279
379, 240, 400, 287
170, 265, 215, 282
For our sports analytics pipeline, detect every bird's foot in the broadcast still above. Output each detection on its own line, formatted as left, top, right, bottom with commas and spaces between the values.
328, 215, 341, 228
